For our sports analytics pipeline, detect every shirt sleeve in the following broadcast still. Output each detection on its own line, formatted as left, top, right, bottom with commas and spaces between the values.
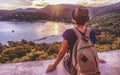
90, 29, 97, 44
62, 29, 77, 44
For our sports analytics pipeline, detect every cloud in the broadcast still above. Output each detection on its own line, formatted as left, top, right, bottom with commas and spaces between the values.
0, 0, 33, 9
13, 0, 33, 5
77, 0, 120, 6
0, 0, 119, 10
35, 2, 48, 7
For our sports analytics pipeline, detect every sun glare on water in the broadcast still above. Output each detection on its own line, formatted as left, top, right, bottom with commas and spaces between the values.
44, 22, 65, 35
44, 22, 73, 36
35, 21, 73, 38
54, 23, 59, 35
35, 22, 62, 37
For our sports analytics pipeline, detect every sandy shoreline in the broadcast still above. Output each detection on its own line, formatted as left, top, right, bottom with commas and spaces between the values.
34, 35, 63, 44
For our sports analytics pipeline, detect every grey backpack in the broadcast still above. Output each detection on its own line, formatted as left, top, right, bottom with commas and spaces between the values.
71, 28, 100, 75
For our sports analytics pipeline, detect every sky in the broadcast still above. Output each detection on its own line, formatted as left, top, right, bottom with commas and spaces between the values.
0, 0, 120, 10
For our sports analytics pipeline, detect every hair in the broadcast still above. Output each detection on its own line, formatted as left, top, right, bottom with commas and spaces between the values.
72, 6, 89, 25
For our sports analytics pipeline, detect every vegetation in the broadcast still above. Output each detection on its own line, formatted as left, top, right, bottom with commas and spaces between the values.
1, 12, 50, 22
0, 39, 61, 64
0, 37, 120, 64
87, 12, 120, 37
95, 38, 120, 52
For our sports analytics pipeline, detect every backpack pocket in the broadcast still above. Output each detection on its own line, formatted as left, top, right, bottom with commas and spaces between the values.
77, 49, 98, 73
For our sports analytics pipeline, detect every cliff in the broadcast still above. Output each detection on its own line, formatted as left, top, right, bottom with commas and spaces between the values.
0, 50, 120, 75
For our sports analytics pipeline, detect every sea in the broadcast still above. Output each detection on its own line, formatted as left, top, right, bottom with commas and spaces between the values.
0, 21, 74, 44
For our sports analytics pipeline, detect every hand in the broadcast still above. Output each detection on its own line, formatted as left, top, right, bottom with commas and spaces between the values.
46, 64, 56, 73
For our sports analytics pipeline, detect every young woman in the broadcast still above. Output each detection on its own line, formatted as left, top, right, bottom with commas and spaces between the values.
46, 5, 105, 73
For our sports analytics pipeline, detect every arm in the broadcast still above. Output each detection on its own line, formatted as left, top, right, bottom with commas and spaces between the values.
46, 39, 68, 73
90, 29, 105, 63
90, 29, 97, 44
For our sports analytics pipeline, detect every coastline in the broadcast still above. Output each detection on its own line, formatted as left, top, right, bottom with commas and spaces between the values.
34, 35, 63, 44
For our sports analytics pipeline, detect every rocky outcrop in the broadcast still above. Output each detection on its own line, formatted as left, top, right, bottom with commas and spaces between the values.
0, 50, 120, 75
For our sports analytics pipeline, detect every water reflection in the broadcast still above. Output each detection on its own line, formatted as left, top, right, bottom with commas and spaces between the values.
35, 21, 73, 37
54, 23, 59, 35
44, 22, 66, 35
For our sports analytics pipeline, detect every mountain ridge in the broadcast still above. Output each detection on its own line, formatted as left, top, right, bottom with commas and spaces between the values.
0, 2, 120, 22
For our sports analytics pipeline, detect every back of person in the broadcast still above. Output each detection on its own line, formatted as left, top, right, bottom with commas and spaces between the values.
46, 5, 102, 75
71, 28, 100, 75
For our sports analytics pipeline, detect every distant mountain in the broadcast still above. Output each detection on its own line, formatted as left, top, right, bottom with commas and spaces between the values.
37, 4, 76, 14
0, 10, 10, 18
0, 2, 120, 22
89, 2, 120, 17
35, 4, 77, 22
0, 4, 77, 22
14, 8, 37, 12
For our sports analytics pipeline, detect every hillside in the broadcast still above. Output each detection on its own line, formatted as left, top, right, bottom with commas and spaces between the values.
0, 10, 10, 18
87, 11, 120, 37
89, 2, 120, 17
87, 2, 120, 37
0, 4, 77, 22
36, 4, 77, 22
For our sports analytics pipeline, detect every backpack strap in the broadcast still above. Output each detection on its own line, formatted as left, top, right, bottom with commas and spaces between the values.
72, 28, 82, 38
85, 27, 91, 38
85, 28, 94, 45
71, 28, 83, 71
72, 27, 92, 68
72, 27, 91, 38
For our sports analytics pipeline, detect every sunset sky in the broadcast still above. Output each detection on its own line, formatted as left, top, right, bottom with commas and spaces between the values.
0, 0, 119, 10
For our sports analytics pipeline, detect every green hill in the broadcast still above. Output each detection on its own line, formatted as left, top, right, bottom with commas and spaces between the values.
87, 12, 120, 36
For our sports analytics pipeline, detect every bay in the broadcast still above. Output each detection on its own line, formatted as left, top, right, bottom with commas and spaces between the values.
0, 21, 73, 44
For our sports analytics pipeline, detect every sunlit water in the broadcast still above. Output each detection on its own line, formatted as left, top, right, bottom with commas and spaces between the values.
0, 21, 74, 44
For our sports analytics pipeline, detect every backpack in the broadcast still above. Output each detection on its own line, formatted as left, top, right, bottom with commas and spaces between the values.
71, 28, 100, 75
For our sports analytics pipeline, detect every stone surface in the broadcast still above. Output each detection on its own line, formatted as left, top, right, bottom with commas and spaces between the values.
0, 50, 120, 75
